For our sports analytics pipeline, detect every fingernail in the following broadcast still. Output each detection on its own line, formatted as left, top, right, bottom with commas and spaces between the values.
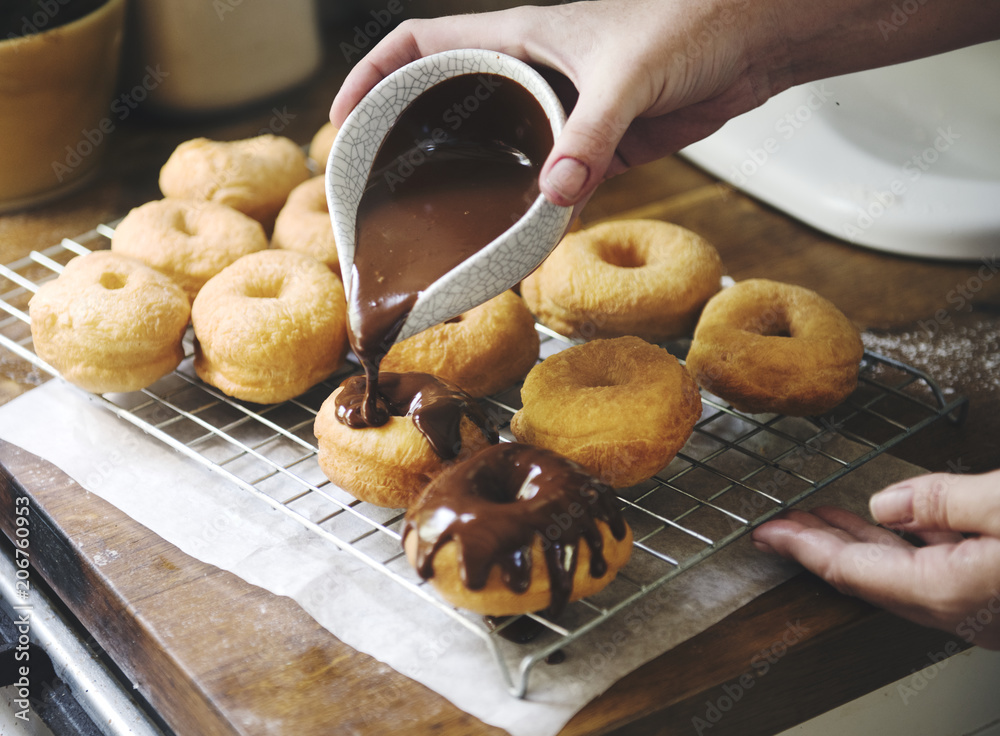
870, 485, 914, 525
546, 157, 589, 203
750, 535, 775, 555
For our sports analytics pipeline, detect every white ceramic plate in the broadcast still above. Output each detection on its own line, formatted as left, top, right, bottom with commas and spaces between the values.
681, 40, 1000, 261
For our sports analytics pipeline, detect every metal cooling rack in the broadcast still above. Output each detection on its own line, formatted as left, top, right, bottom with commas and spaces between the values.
0, 226, 969, 698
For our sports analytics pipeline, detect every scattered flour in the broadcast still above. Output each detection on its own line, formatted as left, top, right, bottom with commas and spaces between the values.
863, 317, 1000, 398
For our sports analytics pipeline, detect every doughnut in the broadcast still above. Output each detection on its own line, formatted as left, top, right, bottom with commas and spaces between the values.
29, 251, 190, 394
314, 372, 498, 508
520, 219, 723, 341
684, 279, 863, 416
111, 198, 268, 302
192, 250, 347, 404
403, 442, 633, 617
271, 176, 339, 271
510, 336, 702, 488
379, 291, 539, 397
308, 122, 338, 169
159, 135, 311, 231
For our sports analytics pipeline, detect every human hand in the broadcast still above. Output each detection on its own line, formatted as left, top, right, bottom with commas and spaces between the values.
331, 0, 790, 208
751, 469, 1000, 650
332, 0, 1000, 210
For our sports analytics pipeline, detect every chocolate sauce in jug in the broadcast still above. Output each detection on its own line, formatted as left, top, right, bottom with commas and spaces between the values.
342, 72, 554, 427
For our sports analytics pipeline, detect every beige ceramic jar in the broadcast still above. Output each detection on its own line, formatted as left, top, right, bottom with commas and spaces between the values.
0, 0, 126, 211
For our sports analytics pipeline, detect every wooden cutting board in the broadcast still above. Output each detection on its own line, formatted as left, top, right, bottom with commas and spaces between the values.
0, 436, 967, 736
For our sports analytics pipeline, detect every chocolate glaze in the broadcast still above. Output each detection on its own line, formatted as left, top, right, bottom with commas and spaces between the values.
483, 615, 567, 663
484, 615, 545, 644
334, 371, 498, 459
345, 73, 553, 426
403, 443, 628, 617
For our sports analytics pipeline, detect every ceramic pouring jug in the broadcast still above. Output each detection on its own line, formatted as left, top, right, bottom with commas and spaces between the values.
326, 48, 572, 346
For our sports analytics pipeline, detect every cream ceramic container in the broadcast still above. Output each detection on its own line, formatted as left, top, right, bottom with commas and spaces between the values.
127, 0, 321, 114
0, 0, 126, 211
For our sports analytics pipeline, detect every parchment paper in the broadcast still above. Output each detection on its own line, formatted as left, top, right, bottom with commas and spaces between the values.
0, 380, 925, 736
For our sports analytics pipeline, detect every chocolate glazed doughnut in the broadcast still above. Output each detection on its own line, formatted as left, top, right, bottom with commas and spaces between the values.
315, 372, 498, 508
403, 443, 633, 617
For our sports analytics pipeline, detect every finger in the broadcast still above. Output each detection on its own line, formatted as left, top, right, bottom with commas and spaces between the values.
752, 520, 920, 608
869, 469, 1000, 537
914, 530, 968, 546
808, 504, 964, 548
540, 83, 641, 206
751, 511, 861, 556
751, 517, 856, 563
809, 505, 913, 549
755, 507, 908, 546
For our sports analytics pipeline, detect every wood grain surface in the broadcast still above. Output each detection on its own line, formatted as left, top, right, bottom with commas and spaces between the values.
1, 17, 998, 736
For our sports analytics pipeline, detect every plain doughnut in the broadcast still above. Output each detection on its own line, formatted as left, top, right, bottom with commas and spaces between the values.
159, 135, 311, 230
510, 336, 702, 488
271, 176, 339, 271
380, 290, 539, 397
521, 219, 723, 341
29, 251, 190, 394
684, 279, 864, 416
111, 198, 268, 302
308, 122, 338, 168
192, 250, 347, 404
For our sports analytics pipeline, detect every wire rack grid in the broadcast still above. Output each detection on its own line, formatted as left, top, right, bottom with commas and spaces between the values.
0, 225, 968, 698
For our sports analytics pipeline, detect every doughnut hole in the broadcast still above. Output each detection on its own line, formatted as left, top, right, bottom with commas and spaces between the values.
171, 208, 195, 237
598, 239, 646, 269
746, 304, 794, 338
242, 273, 286, 300
99, 271, 127, 290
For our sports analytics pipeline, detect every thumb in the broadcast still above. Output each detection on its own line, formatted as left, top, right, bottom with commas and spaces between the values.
869, 469, 1000, 537
540, 85, 636, 207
